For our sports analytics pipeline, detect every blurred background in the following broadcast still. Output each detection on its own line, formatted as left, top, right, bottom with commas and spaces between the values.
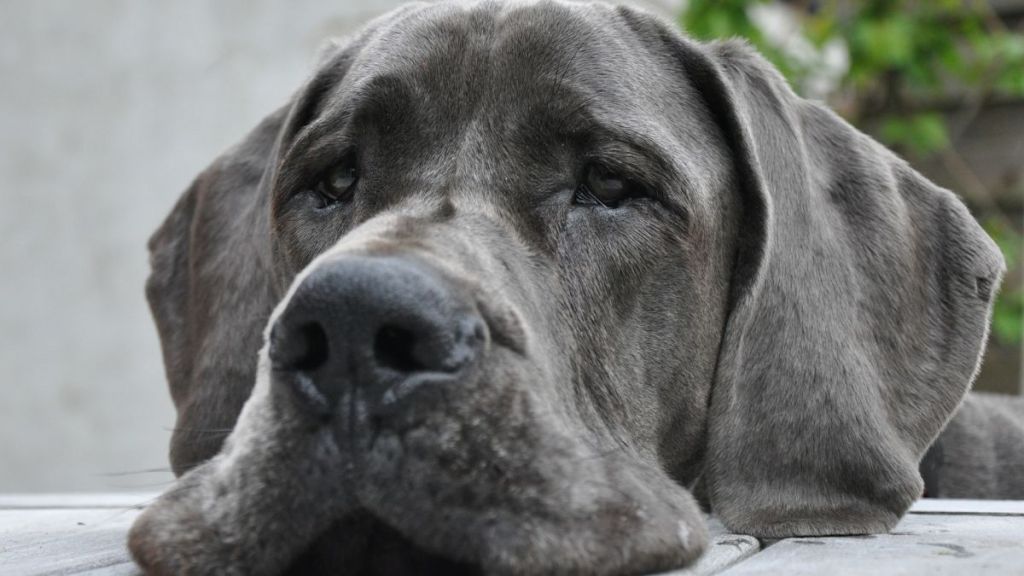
0, 0, 1020, 493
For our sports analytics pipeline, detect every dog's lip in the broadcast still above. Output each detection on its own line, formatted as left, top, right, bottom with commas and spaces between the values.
130, 345, 706, 576
129, 428, 709, 576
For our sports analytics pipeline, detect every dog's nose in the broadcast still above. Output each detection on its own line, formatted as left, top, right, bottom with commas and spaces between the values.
268, 256, 486, 417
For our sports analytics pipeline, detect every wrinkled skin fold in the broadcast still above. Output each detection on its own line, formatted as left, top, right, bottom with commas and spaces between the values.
128, 1, 1005, 574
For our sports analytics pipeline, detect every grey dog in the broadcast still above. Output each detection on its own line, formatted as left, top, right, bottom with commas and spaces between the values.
128, 1, 1018, 574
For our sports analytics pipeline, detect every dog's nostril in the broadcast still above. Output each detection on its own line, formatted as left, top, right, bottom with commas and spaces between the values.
294, 323, 330, 370
374, 325, 424, 373
274, 321, 330, 372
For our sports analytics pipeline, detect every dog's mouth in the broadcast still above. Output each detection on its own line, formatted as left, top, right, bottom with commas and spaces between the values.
285, 512, 484, 576
128, 351, 710, 576
130, 456, 707, 576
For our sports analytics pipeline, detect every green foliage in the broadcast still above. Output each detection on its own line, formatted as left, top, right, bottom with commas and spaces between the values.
681, 0, 1024, 346
993, 282, 1024, 345
987, 219, 1024, 345
682, 0, 1024, 117
681, 0, 799, 79
879, 113, 949, 155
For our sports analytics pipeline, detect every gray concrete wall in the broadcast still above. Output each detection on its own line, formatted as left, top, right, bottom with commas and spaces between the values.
0, 0, 409, 492
0, 0, 677, 492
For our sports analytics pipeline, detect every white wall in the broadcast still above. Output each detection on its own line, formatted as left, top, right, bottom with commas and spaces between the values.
0, 0, 411, 492
0, 0, 677, 492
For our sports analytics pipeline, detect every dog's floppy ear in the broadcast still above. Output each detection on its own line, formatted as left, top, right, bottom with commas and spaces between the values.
668, 38, 1004, 535
147, 6, 425, 477
145, 106, 285, 475
146, 32, 375, 475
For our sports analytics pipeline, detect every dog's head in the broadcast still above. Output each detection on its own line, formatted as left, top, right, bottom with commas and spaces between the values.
128, 2, 1005, 574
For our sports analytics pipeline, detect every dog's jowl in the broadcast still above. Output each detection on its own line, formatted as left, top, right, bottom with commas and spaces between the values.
127, 2, 1008, 575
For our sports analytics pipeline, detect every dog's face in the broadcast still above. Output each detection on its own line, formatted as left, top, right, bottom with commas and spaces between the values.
129, 2, 1004, 575
269, 0, 735, 494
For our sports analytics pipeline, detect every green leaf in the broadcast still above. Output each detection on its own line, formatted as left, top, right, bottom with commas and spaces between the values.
879, 113, 949, 156
853, 17, 915, 68
992, 290, 1024, 345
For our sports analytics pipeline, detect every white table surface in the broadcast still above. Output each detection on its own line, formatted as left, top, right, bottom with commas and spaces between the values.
1, 496, 1021, 575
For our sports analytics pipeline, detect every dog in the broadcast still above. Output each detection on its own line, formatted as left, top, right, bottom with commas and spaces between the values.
127, 1, 1013, 574
921, 392, 1024, 499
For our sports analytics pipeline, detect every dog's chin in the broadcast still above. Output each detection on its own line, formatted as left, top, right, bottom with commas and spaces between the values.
129, 458, 707, 576
285, 512, 483, 576
132, 504, 489, 576
130, 457, 708, 576
129, 356, 709, 575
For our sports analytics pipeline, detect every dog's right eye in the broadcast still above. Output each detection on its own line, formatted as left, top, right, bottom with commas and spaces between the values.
313, 153, 359, 207
573, 163, 645, 208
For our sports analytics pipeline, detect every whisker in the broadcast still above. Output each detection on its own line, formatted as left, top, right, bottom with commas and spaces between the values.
103, 480, 178, 490
88, 494, 167, 525
98, 467, 173, 477
163, 426, 235, 434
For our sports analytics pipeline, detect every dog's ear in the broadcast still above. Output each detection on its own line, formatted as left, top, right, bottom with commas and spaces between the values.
146, 106, 284, 475
146, 29, 384, 475
664, 36, 1004, 534
148, 5, 428, 477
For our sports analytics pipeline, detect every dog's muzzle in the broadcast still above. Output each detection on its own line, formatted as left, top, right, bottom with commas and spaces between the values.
129, 239, 708, 576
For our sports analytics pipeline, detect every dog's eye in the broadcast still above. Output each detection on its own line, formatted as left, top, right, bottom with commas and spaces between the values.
574, 164, 642, 208
316, 154, 359, 205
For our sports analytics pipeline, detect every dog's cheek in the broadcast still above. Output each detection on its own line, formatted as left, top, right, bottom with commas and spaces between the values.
130, 357, 359, 575
128, 464, 234, 576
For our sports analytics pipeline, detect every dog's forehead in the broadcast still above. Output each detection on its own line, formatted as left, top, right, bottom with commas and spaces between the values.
340, 2, 687, 129
352, 1, 629, 82
310, 1, 725, 199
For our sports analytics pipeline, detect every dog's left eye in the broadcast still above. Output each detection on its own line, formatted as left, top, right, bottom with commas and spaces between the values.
315, 154, 359, 206
574, 164, 643, 208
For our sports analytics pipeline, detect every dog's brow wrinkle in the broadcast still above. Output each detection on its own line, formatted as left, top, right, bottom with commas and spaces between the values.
544, 101, 688, 193
288, 72, 413, 154
295, 100, 355, 148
